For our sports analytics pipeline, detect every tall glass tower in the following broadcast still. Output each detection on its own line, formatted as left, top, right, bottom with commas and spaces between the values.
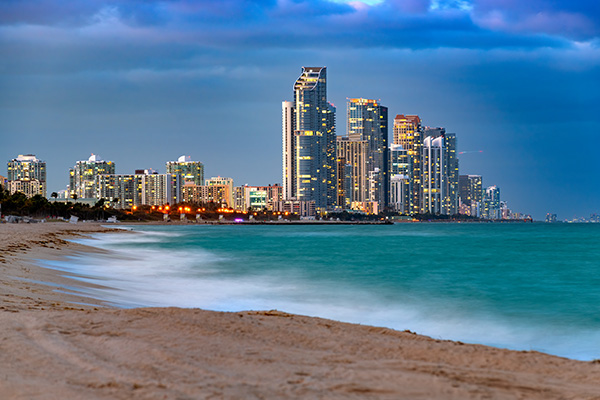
283, 67, 337, 211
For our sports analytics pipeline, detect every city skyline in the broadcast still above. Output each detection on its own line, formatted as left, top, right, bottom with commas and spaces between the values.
1, 0, 598, 220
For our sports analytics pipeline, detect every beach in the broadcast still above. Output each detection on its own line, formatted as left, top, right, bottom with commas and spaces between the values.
1, 223, 600, 399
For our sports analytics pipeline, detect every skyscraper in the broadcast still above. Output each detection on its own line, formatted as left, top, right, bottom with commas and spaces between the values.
424, 128, 459, 215
337, 136, 368, 204
347, 98, 388, 209
7, 154, 46, 197
283, 67, 337, 211
389, 144, 412, 214
69, 154, 115, 199
459, 174, 483, 216
483, 185, 501, 219
393, 115, 423, 214
422, 135, 445, 214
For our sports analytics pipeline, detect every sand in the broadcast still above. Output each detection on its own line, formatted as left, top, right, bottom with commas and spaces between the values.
1, 222, 600, 399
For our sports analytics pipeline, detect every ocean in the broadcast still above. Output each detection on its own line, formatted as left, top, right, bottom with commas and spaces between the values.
42, 222, 600, 361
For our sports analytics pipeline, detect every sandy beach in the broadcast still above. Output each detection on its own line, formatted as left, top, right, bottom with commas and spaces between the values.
1, 223, 600, 399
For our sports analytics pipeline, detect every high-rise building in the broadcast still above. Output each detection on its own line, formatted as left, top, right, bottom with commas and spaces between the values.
422, 136, 445, 214
458, 175, 483, 217
283, 67, 337, 211
166, 155, 204, 186
7, 154, 46, 197
393, 115, 423, 214
97, 171, 180, 209
389, 144, 412, 214
423, 128, 459, 215
69, 154, 115, 199
482, 185, 501, 219
336, 137, 368, 204
347, 98, 388, 209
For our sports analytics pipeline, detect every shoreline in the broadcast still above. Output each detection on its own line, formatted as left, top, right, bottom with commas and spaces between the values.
2, 222, 600, 399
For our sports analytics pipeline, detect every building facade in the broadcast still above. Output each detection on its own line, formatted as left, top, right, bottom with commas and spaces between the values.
336, 137, 368, 204
283, 67, 337, 211
166, 155, 204, 186
421, 135, 445, 214
389, 144, 412, 213
7, 154, 46, 197
482, 185, 501, 219
458, 175, 483, 217
347, 98, 388, 209
393, 116, 422, 214
69, 154, 115, 199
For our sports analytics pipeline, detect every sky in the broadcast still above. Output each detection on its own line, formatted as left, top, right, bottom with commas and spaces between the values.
1, 0, 599, 220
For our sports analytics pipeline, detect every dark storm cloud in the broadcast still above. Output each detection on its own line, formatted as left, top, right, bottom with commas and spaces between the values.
0, 0, 595, 52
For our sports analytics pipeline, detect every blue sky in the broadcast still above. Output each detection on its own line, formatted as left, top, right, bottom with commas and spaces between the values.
1, 0, 598, 219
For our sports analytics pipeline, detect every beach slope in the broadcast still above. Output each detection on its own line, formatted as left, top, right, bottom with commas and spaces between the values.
1, 223, 599, 399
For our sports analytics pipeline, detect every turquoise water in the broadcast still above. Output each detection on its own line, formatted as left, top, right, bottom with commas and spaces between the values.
44, 223, 600, 360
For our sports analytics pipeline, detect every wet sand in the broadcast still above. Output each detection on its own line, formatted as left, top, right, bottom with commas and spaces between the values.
1, 222, 600, 399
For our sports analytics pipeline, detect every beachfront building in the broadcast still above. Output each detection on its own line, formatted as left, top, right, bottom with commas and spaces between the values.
347, 98, 389, 209
393, 115, 423, 214
423, 128, 459, 215
336, 159, 352, 209
7, 154, 47, 197
272, 200, 316, 217
458, 175, 483, 217
389, 144, 412, 213
205, 177, 234, 207
282, 67, 337, 211
482, 185, 501, 220
181, 184, 232, 207
336, 137, 368, 206
235, 184, 284, 212
421, 135, 445, 214
166, 155, 204, 186
97, 171, 180, 209
69, 154, 115, 200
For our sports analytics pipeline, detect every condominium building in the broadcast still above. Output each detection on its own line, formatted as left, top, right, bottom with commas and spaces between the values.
389, 144, 412, 214
166, 155, 204, 185
422, 135, 445, 214
423, 128, 459, 215
482, 185, 501, 220
347, 98, 388, 208
7, 154, 46, 197
205, 177, 234, 207
282, 66, 337, 211
336, 137, 368, 204
97, 172, 180, 209
69, 154, 115, 199
458, 175, 483, 217
393, 115, 423, 214
181, 184, 231, 207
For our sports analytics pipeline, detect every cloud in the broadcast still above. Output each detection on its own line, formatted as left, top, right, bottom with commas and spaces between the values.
0, 0, 596, 53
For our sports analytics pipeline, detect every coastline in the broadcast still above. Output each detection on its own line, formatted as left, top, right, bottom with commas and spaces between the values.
1, 222, 600, 399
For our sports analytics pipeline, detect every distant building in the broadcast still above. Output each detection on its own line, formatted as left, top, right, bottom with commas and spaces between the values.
166, 155, 204, 186
546, 213, 557, 223
347, 98, 388, 209
482, 185, 501, 219
205, 177, 234, 207
7, 154, 47, 197
97, 171, 180, 209
336, 137, 368, 204
393, 115, 423, 214
282, 67, 337, 211
69, 154, 115, 199
181, 184, 231, 207
0, 174, 7, 190
272, 200, 316, 217
421, 135, 445, 214
389, 144, 412, 214
458, 175, 483, 217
